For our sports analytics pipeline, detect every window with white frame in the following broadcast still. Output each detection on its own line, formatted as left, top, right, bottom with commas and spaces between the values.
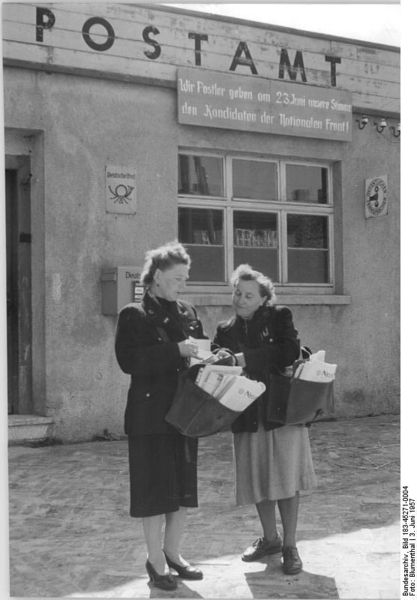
178, 152, 334, 288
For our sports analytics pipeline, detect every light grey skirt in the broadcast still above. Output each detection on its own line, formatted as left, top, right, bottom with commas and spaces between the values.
233, 423, 317, 505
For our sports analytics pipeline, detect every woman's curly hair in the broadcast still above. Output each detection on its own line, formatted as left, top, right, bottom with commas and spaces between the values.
140, 241, 191, 287
230, 263, 276, 304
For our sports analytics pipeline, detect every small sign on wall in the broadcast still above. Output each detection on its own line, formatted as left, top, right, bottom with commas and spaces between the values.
365, 175, 388, 219
106, 165, 137, 214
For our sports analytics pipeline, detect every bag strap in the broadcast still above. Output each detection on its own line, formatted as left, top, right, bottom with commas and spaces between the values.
300, 345, 312, 359
291, 358, 306, 379
289, 345, 312, 378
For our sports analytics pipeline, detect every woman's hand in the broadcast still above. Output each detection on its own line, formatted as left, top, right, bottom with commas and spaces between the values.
178, 339, 199, 358
215, 349, 233, 361
210, 348, 239, 366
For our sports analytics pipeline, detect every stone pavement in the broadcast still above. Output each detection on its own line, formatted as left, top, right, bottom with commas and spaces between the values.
6, 415, 400, 599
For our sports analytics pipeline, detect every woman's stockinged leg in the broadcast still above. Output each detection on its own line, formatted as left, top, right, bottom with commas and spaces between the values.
142, 514, 166, 574
256, 499, 280, 541
163, 507, 189, 565
277, 492, 300, 548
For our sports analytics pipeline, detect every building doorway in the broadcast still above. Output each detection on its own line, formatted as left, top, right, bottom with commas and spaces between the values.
6, 156, 32, 415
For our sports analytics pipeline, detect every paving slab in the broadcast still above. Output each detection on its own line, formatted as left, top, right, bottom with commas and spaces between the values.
6, 415, 400, 599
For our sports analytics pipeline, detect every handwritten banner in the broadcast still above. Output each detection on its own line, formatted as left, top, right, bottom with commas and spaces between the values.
178, 68, 352, 141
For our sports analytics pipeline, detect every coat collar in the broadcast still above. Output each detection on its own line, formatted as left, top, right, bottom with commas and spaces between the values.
142, 290, 188, 327
223, 305, 271, 332
236, 305, 270, 327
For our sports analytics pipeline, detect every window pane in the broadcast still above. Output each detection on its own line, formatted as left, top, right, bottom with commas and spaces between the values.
287, 214, 328, 249
178, 155, 224, 196
287, 250, 329, 283
233, 211, 278, 281
178, 207, 224, 281
287, 214, 329, 283
232, 159, 277, 200
185, 246, 225, 282
286, 164, 328, 204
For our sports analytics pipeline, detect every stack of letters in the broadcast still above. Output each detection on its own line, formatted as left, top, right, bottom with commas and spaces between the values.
195, 364, 266, 412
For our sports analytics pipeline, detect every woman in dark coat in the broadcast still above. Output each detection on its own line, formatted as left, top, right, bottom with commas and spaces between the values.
115, 241, 205, 591
214, 264, 317, 576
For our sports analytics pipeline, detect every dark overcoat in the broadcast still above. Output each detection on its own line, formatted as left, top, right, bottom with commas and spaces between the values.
214, 304, 300, 433
115, 291, 206, 436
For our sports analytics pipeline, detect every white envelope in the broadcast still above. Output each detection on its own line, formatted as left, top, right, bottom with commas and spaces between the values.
189, 337, 213, 366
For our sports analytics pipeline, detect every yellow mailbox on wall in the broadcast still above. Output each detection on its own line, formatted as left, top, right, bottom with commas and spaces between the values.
100, 267, 143, 315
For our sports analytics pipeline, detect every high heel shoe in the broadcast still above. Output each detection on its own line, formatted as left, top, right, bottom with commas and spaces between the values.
164, 552, 203, 580
145, 559, 177, 590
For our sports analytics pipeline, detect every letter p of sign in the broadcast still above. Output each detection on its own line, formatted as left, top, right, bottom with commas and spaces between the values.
36, 7, 55, 42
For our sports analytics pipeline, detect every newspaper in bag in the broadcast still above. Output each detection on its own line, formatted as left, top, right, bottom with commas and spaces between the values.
293, 350, 337, 382
218, 376, 266, 411
196, 364, 265, 412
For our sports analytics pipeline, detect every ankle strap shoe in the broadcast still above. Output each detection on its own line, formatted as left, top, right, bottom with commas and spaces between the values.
145, 559, 177, 590
164, 552, 203, 580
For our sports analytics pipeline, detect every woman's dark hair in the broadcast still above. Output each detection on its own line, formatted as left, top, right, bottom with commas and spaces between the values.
230, 263, 276, 304
140, 241, 191, 287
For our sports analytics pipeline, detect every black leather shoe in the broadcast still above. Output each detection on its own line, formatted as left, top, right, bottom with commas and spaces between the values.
145, 559, 177, 590
164, 552, 203, 580
241, 536, 283, 562
282, 546, 303, 575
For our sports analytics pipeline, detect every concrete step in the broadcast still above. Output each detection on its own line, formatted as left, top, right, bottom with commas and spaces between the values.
8, 414, 54, 446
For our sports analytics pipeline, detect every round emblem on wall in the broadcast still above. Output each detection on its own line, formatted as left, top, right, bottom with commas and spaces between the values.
365, 177, 388, 217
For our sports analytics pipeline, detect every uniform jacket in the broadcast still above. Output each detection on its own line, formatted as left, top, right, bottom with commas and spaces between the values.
214, 304, 300, 433
115, 291, 206, 436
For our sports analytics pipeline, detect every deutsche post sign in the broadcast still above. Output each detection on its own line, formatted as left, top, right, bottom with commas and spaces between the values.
105, 165, 137, 214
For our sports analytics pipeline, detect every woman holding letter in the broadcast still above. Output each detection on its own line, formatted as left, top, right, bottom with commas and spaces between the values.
214, 264, 317, 575
115, 241, 206, 591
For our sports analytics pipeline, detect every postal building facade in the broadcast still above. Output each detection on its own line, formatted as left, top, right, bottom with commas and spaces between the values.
2, 3, 400, 441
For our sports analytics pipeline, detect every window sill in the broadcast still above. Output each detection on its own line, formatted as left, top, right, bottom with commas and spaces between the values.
181, 293, 351, 306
